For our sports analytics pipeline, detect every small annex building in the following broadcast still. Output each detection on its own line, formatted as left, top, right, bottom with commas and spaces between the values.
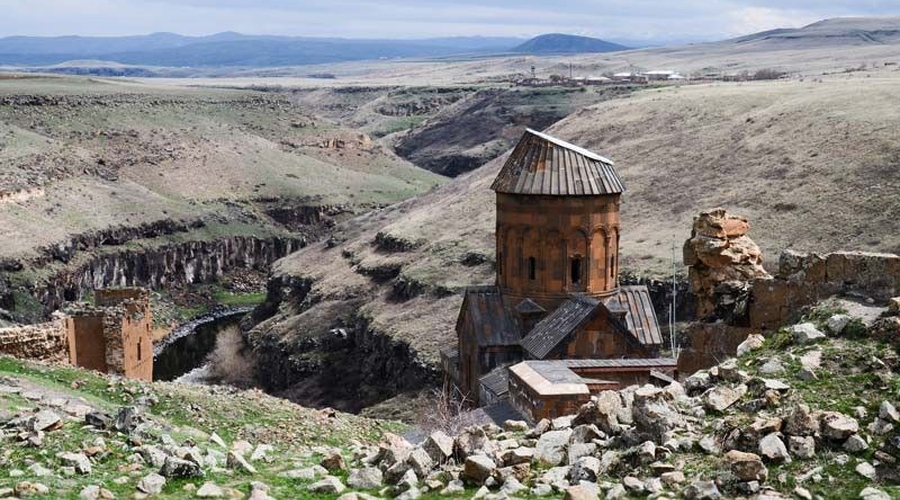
442, 129, 675, 421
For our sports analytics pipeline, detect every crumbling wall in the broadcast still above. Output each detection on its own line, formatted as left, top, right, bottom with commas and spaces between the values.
676, 322, 763, 375
0, 318, 68, 362
749, 250, 900, 329
683, 208, 771, 321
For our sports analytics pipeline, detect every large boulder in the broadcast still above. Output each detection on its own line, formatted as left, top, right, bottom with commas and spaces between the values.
422, 431, 454, 463
683, 208, 771, 319
455, 426, 495, 459
725, 450, 768, 482
534, 429, 572, 465
573, 391, 621, 434
703, 384, 748, 412
462, 455, 496, 484
790, 323, 826, 344
820, 412, 859, 441
632, 386, 685, 443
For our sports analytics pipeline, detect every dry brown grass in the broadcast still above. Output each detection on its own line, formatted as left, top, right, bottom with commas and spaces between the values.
273, 72, 900, 363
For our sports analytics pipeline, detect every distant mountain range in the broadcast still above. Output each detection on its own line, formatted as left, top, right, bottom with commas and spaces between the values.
0, 32, 633, 69
512, 34, 629, 54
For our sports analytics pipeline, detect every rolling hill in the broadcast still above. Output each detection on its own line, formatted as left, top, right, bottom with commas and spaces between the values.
512, 33, 629, 53
256, 73, 900, 391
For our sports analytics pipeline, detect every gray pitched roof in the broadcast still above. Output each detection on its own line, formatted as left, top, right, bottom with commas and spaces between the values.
519, 295, 599, 359
491, 129, 624, 196
612, 286, 663, 346
478, 365, 510, 397
457, 286, 522, 347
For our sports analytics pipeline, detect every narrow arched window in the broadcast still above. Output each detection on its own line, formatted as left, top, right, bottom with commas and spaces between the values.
609, 255, 615, 278
137, 340, 142, 361
571, 257, 582, 285
528, 257, 536, 280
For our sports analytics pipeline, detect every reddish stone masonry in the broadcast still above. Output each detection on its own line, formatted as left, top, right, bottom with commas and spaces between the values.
0, 288, 154, 382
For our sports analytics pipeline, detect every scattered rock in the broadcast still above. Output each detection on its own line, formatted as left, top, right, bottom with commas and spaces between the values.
843, 434, 869, 453
462, 455, 496, 484
860, 486, 891, 500
308, 476, 346, 495
196, 482, 224, 498
563, 482, 599, 500
30, 410, 61, 432
423, 431, 454, 463
855, 462, 876, 480
758, 434, 791, 463
683, 480, 722, 500
820, 412, 859, 440
827, 314, 852, 334
58, 452, 92, 474
703, 384, 747, 412
790, 323, 826, 344
534, 429, 572, 465
348, 467, 383, 490
737, 334, 765, 357
879, 401, 900, 424
725, 450, 768, 481
137, 473, 166, 495
160, 456, 203, 478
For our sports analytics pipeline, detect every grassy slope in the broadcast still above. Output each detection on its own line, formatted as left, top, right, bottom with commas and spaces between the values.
271, 72, 900, 363
0, 355, 403, 499
0, 75, 444, 261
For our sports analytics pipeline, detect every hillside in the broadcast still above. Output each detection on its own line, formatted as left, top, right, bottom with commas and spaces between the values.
513, 33, 629, 54
252, 74, 900, 407
289, 85, 639, 177
197, 16, 900, 85
0, 354, 399, 499
729, 17, 900, 47
0, 75, 443, 321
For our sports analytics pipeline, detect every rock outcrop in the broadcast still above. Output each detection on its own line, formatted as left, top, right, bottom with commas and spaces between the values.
683, 208, 771, 320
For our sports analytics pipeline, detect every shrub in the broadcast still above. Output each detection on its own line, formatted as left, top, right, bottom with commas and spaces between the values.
205, 325, 257, 388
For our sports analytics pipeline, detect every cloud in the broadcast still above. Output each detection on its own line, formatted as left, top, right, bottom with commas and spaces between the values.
0, 0, 895, 42
725, 6, 823, 36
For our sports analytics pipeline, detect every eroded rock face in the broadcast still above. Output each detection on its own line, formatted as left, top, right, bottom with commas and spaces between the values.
683, 208, 772, 320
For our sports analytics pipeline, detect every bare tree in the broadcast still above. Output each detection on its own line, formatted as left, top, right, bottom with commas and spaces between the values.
416, 381, 475, 436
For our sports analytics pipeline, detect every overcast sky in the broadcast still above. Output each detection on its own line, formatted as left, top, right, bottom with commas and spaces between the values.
0, 0, 897, 44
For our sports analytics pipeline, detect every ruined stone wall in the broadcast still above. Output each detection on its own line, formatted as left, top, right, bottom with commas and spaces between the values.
683, 209, 771, 321
676, 322, 763, 375
749, 251, 900, 330
0, 318, 68, 362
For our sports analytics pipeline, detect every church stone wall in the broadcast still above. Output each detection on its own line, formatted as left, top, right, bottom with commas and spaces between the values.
496, 193, 621, 309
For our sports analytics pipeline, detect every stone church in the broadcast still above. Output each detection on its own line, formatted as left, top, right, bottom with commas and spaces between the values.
443, 129, 675, 414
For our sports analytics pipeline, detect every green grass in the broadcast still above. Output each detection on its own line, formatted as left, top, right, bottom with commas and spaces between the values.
211, 291, 267, 308
0, 354, 408, 499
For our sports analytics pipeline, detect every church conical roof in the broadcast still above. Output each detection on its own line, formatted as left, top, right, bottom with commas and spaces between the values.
491, 129, 624, 196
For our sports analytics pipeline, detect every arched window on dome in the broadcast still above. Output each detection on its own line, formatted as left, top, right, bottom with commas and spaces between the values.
528, 257, 537, 280
571, 257, 582, 287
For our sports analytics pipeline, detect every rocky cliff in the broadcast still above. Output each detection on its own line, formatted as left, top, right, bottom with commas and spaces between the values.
244, 273, 438, 413
32, 235, 305, 315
